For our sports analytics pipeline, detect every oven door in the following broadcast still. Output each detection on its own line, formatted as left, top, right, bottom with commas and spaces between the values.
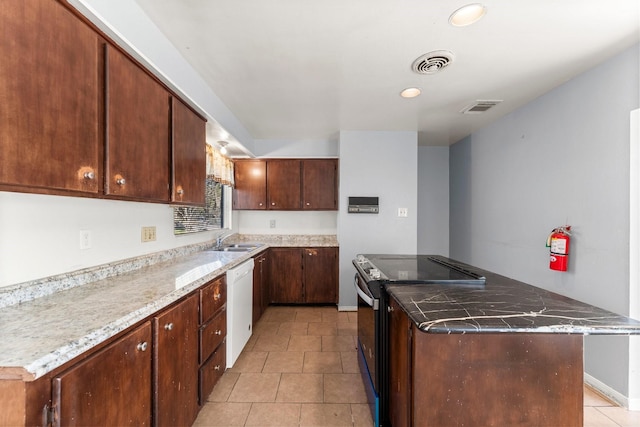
354, 273, 380, 426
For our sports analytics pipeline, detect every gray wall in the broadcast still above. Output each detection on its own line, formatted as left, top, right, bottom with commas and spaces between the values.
338, 131, 418, 309
450, 44, 639, 397
417, 146, 450, 256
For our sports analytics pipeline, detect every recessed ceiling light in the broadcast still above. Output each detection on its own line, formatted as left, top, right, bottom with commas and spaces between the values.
449, 3, 487, 27
400, 87, 421, 98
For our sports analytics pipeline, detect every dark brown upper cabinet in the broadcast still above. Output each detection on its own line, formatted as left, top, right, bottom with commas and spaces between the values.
0, 0, 102, 194
105, 45, 171, 202
302, 159, 338, 210
267, 159, 301, 210
233, 160, 267, 209
171, 98, 206, 206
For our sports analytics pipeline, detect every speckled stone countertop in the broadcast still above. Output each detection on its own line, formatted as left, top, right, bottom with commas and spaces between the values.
386, 257, 640, 335
0, 234, 337, 381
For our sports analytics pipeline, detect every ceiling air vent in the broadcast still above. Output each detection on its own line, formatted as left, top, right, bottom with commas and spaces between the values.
411, 50, 454, 74
460, 100, 503, 114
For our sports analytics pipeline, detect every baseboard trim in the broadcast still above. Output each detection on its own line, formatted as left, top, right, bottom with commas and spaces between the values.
584, 373, 639, 410
338, 305, 357, 312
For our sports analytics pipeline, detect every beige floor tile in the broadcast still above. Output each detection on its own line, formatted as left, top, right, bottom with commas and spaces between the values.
303, 351, 343, 373
228, 351, 268, 373
245, 402, 302, 426
596, 406, 640, 427
278, 321, 309, 336
347, 311, 358, 323
322, 335, 356, 352
288, 335, 322, 352
276, 373, 324, 403
340, 351, 359, 374
299, 403, 354, 426
324, 373, 368, 404
584, 407, 620, 427
351, 403, 374, 426
337, 322, 357, 336
309, 322, 338, 336
252, 333, 291, 352
252, 320, 280, 336
193, 402, 252, 426
584, 385, 616, 407
263, 351, 305, 373
322, 310, 351, 324
228, 373, 281, 402
262, 307, 297, 322
295, 309, 324, 323
206, 372, 240, 402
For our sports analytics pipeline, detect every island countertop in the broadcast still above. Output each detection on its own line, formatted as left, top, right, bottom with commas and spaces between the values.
386, 256, 640, 335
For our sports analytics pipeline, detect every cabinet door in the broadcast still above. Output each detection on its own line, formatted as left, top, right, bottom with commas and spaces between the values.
253, 252, 270, 324
172, 98, 206, 205
388, 297, 411, 427
154, 294, 199, 427
267, 160, 301, 209
269, 248, 303, 303
105, 45, 170, 202
303, 247, 338, 304
233, 160, 267, 209
52, 322, 152, 426
0, 0, 101, 194
302, 159, 338, 210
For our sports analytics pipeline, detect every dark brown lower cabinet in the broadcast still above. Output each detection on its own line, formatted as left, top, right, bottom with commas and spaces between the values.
153, 294, 199, 427
52, 322, 152, 426
253, 251, 269, 324
388, 296, 584, 427
269, 247, 338, 304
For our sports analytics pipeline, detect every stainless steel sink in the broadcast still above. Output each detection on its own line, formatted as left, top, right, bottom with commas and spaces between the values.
209, 243, 262, 252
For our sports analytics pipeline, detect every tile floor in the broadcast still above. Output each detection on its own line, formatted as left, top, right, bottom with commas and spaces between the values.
194, 305, 640, 427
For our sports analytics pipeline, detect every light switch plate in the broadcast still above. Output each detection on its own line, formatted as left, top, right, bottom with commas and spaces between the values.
79, 230, 92, 250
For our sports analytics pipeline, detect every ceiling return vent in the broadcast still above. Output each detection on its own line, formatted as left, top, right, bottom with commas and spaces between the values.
411, 50, 454, 74
460, 100, 503, 114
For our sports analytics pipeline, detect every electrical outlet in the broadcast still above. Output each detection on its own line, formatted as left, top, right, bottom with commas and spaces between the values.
270, 219, 276, 228
141, 226, 156, 242
79, 230, 92, 250
398, 207, 408, 217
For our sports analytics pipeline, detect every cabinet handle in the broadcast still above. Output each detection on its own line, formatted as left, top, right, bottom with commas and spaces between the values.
214, 365, 221, 371
116, 177, 126, 186
215, 329, 222, 335
387, 306, 394, 313
177, 188, 184, 195
164, 323, 174, 331
83, 171, 95, 180
136, 342, 148, 352
214, 292, 221, 300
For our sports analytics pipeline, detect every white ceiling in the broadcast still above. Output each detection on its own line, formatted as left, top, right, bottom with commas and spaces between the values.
135, 0, 640, 147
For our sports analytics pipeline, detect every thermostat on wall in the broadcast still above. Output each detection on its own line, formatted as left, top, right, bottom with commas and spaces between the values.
348, 197, 379, 214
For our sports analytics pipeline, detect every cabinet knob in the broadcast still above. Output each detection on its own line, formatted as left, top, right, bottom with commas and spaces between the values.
177, 188, 184, 195
136, 342, 148, 352
164, 323, 174, 331
116, 177, 126, 186
271, 202, 276, 206
259, 202, 263, 206
214, 292, 222, 300
387, 306, 394, 313
306, 202, 310, 206
214, 365, 221, 371
83, 171, 95, 180
215, 329, 222, 335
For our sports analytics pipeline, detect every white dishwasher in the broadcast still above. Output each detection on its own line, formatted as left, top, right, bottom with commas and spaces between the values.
226, 258, 254, 367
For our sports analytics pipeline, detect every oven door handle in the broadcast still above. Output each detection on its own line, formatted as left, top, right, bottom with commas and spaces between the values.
354, 274, 378, 309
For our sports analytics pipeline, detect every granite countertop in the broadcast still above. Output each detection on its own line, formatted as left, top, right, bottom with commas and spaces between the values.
386, 258, 640, 335
0, 233, 338, 381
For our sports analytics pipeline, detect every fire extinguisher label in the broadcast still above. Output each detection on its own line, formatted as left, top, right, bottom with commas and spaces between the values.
551, 238, 567, 254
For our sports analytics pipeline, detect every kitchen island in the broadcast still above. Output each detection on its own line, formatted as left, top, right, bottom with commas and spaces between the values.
384, 256, 640, 427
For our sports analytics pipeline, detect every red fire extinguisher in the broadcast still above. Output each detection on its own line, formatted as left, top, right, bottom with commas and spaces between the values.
546, 226, 571, 271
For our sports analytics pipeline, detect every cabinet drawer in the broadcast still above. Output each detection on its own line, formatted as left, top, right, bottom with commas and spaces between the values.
199, 308, 226, 364
199, 342, 226, 405
200, 276, 226, 324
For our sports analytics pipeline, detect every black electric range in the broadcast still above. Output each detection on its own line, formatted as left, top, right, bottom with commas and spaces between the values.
352, 254, 485, 426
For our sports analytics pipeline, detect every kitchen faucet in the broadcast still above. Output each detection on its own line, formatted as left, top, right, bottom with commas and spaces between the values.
215, 231, 234, 249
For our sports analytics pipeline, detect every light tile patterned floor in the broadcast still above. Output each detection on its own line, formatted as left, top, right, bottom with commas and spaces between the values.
194, 305, 640, 426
